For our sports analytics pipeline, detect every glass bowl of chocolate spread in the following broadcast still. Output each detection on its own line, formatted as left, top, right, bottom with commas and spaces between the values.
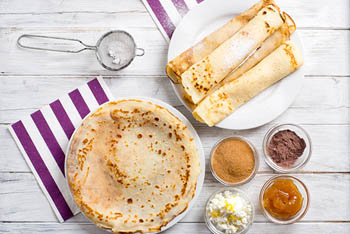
263, 124, 312, 173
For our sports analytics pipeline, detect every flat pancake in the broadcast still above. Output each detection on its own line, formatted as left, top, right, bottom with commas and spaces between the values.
66, 100, 201, 233
166, 0, 275, 83
181, 5, 284, 104
193, 41, 303, 126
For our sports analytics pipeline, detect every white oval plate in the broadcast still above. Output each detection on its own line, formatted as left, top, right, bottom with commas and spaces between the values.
168, 0, 305, 130
64, 97, 205, 233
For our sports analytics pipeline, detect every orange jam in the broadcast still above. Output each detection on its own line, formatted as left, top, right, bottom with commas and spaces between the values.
263, 179, 303, 219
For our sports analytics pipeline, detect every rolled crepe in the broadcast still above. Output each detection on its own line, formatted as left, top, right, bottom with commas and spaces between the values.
193, 41, 303, 127
181, 5, 284, 104
186, 13, 296, 111
224, 15, 295, 84
166, 0, 275, 83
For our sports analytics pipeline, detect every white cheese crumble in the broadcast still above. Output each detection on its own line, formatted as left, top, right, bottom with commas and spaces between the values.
207, 191, 252, 234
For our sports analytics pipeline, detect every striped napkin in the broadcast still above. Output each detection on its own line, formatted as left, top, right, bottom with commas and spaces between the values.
142, 0, 205, 42
9, 77, 114, 222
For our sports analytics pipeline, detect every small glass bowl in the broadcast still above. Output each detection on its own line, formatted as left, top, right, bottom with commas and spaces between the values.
209, 136, 259, 186
259, 175, 310, 224
205, 188, 255, 234
263, 124, 312, 173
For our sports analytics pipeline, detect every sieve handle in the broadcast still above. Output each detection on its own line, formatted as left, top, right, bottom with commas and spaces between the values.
17, 34, 96, 53
135, 48, 145, 56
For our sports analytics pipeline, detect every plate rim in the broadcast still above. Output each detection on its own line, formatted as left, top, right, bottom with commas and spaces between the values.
64, 97, 205, 233
168, 0, 305, 130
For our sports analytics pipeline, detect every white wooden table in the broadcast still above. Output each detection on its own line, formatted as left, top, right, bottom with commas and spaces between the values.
0, 0, 349, 233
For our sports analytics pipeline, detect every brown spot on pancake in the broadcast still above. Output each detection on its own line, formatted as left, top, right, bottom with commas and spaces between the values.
149, 134, 152, 138
139, 219, 144, 223
263, 11, 267, 15
154, 117, 159, 121
265, 21, 270, 28
267, 6, 275, 12
181, 170, 191, 195
174, 129, 182, 141
82, 139, 88, 144
127, 198, 133, 204
137, 134, 142, 138
106, 159, 126, 184
168, 133, 172, 138
283, 43, 298, 70
117, 134, 122, 138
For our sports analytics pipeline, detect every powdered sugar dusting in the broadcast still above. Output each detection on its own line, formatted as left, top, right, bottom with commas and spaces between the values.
224, 38, 256, 69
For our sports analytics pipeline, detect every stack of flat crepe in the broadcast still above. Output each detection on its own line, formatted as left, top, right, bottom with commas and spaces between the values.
166, 0, 303, 127
67, 100, 201, 233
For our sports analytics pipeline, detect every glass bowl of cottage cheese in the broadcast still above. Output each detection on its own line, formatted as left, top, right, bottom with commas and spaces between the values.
205, 188, 254, 234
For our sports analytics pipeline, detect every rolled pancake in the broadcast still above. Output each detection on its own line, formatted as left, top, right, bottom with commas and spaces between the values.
193, 41, 303, 127
186, 13, 296, 111
181, 5, 284, 104
166, 0, 275, 83
223, 16, 295, 84
192, 20, 295, 110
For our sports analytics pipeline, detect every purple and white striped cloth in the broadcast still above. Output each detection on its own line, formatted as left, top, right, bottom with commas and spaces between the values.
9, 77, 114, 222
142, 0, 205, 42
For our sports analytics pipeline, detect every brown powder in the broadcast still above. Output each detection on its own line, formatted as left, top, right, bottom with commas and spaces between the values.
267, 130, 306, 168
211, 138, 255, 184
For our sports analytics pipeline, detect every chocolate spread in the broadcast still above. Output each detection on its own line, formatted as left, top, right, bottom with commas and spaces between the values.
267, 130, 306, 168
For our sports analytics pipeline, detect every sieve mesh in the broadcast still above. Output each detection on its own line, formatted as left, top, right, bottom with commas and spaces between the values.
96, 31, 136, 71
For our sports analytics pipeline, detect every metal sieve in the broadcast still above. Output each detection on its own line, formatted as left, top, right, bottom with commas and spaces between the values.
17, 30, 145, 71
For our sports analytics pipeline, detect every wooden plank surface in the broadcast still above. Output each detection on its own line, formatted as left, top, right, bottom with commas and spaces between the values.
0, 0, 348, 29
0, 29, 349, 76
0, 0, 349, 233
0, 76, 349, 113
1, 172, 349, 222
0, 223, 349, 234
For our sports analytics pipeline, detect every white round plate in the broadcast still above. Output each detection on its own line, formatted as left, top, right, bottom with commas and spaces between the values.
65, 97, 205, 233
168, 0, 305, 130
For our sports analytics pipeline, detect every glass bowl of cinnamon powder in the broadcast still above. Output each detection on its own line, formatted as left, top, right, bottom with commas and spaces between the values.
210, 136, 259, 186
263, 123, 312, 173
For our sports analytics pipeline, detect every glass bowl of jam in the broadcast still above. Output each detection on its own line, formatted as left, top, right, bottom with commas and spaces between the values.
259, 175, 310, 224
